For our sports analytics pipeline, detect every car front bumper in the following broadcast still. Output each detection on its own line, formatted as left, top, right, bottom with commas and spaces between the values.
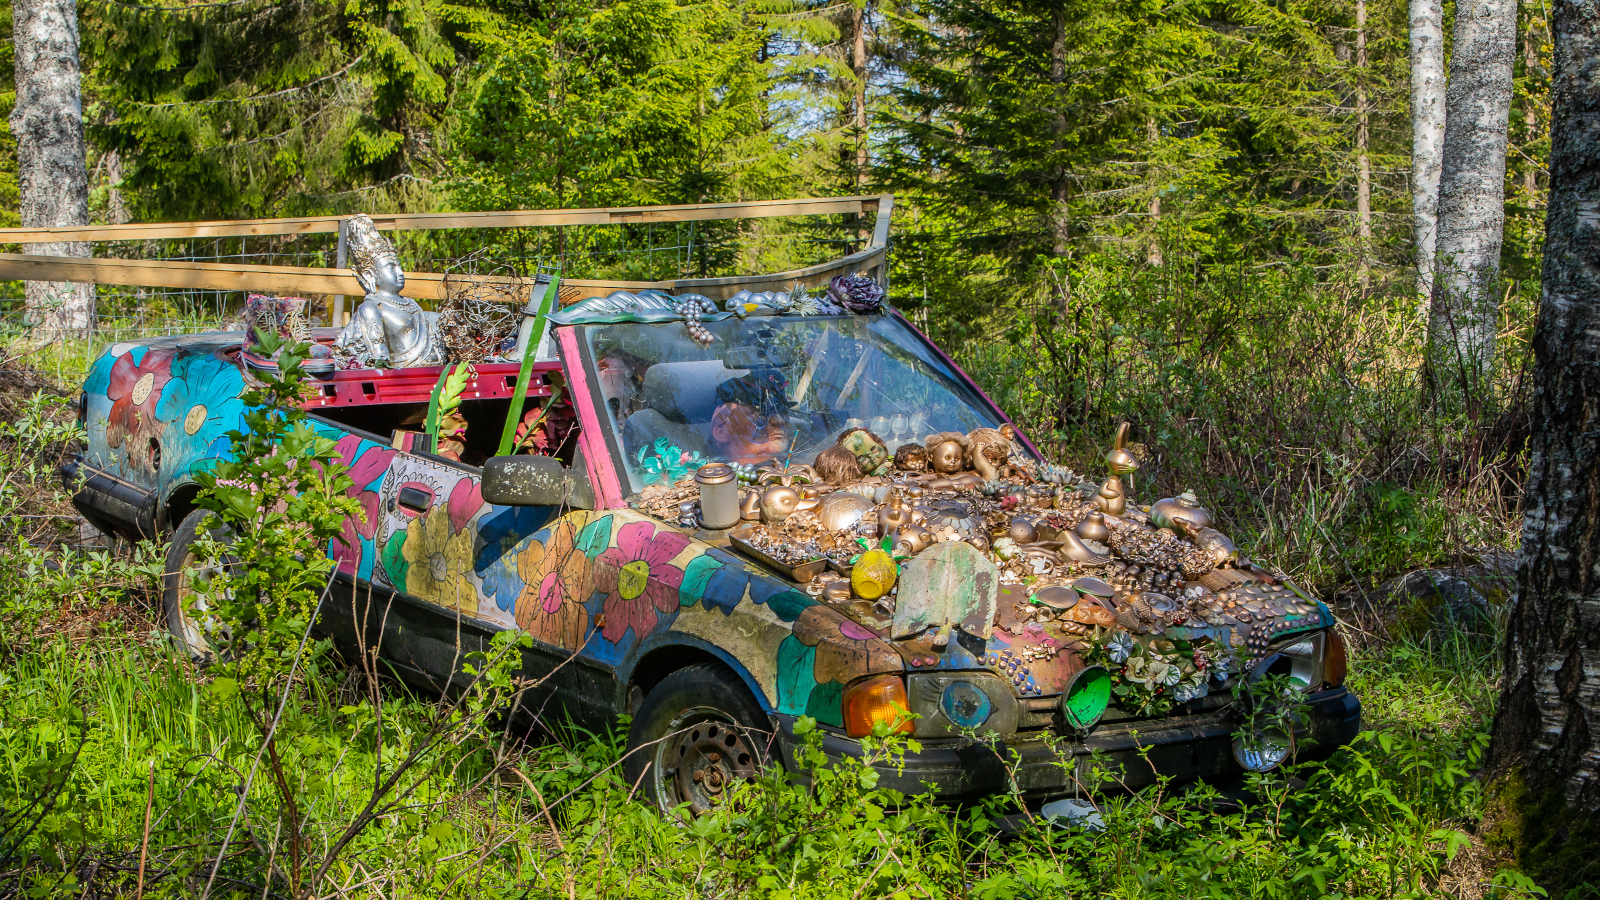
771, 687, 1360, 802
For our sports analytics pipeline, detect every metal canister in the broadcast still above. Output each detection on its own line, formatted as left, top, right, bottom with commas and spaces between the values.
695, 463, 739, 529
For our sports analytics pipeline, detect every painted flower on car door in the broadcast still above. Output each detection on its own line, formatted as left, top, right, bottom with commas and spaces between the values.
593, 520, 691, 643
401, 506, 478, 614
515, 512, 596, 647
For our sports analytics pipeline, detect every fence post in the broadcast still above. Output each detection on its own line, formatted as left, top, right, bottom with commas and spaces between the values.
333, 219, 348, 326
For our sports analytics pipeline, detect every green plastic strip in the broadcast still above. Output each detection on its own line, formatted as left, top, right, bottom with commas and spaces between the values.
423, 363, 453, 441
497, 273, 560, 457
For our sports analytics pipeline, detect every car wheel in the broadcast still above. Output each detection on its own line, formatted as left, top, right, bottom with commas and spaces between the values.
163, 508, 236, 662
624, 662, 776, 817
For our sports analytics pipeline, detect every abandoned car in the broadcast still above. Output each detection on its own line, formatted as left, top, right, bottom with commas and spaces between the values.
66, 216, 1359, 815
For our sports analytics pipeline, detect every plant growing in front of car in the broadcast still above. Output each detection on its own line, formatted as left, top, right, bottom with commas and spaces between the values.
181, 334, 543, 898
185, 333, 360, 677
1231, 671, 1313, 773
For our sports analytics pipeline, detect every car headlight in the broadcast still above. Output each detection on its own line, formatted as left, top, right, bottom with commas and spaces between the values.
1233, 726, 1293, 772
1061, 665, 1111, 730
1270, 630, 1344, 691
906, 672, 1018, 738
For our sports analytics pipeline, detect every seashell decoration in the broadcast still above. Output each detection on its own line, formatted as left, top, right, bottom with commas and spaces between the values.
814, 491, 876, 531
1150, 490, 1213, 532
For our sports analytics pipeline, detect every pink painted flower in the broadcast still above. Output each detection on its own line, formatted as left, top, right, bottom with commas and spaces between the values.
106, 349, 175, 472
593, 521, 691, 643
328, 441, 396, 575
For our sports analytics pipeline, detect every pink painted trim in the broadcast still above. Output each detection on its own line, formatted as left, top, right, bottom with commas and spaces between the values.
557, 327, 627, 510
889, 309, 1043, 459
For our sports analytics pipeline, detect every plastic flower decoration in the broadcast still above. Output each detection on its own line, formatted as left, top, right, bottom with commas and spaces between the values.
1209, 651, 1233, 682
635, 438, 699, 485
1106, 631, 1135, 664
1173, 676, 1208, 703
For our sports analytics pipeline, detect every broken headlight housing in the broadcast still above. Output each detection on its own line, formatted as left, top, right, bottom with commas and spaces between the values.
906, 672, 1019, 738
1267, 629, 1346, 692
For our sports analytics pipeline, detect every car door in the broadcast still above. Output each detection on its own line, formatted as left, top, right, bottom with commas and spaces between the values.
365, 449, 505, 690
367, 447, 618, 723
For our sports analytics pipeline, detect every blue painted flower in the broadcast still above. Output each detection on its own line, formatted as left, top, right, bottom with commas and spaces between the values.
155, 352, 245, 472
84, 350, 117, 395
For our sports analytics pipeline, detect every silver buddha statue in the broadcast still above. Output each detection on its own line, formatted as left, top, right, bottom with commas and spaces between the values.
333, 215, 445, 369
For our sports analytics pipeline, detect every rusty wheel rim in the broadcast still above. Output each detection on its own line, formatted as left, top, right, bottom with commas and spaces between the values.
655, 707, 761, 816
174, 547, 231, 659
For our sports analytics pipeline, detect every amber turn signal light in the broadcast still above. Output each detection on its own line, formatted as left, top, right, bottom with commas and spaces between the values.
1324, 630, 1348, 688
842, 674, 914, 737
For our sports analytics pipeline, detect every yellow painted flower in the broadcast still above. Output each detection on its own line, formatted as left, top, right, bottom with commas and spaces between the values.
401, 507, 478, 615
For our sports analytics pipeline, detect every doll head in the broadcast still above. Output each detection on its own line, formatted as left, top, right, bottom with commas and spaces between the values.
892, 441, 927, 473
836, 427, 890, 476
923, 432, 968, 475
814, 445, 864, 484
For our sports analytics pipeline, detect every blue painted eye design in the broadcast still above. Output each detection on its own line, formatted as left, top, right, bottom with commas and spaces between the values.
939, 681, 992, 729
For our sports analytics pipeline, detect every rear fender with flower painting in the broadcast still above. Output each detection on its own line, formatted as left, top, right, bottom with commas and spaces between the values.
77, 335, 252, 535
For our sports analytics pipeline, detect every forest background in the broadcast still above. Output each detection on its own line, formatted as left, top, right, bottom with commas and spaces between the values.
0, 0, 1554, 589
0, 0, 1565, 895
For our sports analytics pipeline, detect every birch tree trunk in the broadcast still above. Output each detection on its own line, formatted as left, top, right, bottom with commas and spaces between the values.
1410, 0, 1446, 311
9, 0, 92, 334
1049, 9, 1070, 258
1357, 0, 1372, 292
1427, 0, 1517, 393
1488, 0, 1600, 822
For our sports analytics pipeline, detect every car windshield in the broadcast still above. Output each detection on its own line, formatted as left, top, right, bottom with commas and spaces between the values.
586, 314, 1019, 493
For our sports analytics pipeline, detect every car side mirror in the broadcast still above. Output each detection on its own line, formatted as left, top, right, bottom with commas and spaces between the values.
482, 455, 595, 510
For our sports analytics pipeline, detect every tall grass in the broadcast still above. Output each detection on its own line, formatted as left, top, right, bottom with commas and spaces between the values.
0, 618, 1520, 899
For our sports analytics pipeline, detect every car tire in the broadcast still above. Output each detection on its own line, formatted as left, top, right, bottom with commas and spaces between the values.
624, 662, 777, 817
162, 508, 236, 663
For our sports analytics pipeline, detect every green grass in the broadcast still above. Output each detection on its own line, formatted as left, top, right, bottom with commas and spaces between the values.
0, 608, 1524, 899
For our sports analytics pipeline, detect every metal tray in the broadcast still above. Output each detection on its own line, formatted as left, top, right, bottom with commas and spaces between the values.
727, 524, 829, 583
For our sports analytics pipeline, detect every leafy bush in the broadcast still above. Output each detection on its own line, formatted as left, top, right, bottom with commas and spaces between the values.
185, 335, 360, 675
0, 391, 161, 659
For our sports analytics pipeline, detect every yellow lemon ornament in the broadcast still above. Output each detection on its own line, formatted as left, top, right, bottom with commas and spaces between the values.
851, 548, 898, 600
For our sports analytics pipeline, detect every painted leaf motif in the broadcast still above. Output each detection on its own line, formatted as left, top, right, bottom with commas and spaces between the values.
576, 514, 614, 558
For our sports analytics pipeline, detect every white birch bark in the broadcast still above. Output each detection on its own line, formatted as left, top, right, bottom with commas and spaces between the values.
1147, 118, 1163, 267
10, 0, 93, 334
1427, 0, 1517, 390
1489, 0, 1600, 809
1357, 0, 1372, 291
1410, 0, 1446, 310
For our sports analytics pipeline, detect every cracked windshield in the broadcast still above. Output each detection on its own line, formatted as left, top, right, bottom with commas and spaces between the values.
587, 315, 1015, 492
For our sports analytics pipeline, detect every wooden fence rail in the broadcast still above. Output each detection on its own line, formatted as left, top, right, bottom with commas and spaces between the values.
0, 195, 893, 307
